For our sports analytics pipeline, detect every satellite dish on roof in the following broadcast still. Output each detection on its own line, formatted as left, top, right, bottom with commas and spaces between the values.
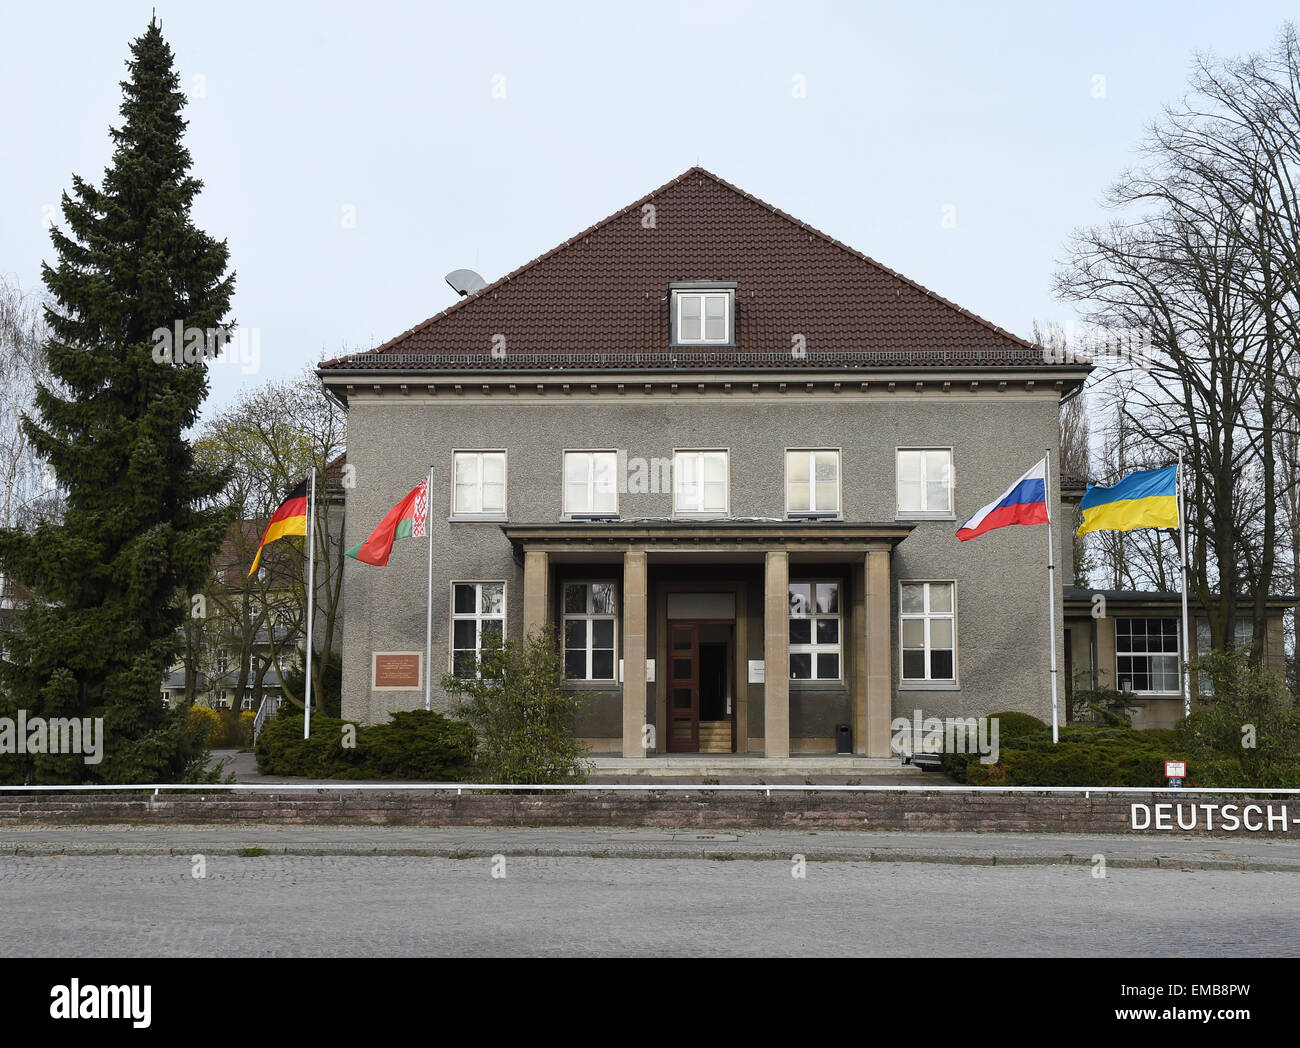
446, 269, 487, 296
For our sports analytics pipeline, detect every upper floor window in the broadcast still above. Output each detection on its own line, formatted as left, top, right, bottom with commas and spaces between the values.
452, 451, 506, 517
1116, 617, 1179, 693
897, 448, 953, 516
673, 450, 729, 516
671, 283, 736, 346
564, 451, 619, 517
787, 449, 840, 517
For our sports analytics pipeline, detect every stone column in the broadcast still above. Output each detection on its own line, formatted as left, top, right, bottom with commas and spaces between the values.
764, 550, 790, 759
622, 550, 648, 759
864, 545, 893, 757
851, 562, 868, 755
522, 550, 549, 636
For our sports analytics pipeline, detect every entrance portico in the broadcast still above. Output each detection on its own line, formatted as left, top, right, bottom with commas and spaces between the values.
504, 522, 911, 759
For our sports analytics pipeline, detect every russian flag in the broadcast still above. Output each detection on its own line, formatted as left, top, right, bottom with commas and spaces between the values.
956, 459, 1049, 541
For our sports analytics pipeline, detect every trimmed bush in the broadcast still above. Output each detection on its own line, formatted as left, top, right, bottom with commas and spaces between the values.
938, 710, 1049, 783
254, 710, 475, 780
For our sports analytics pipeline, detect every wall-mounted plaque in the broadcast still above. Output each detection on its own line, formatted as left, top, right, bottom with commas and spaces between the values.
372, 652, 422, 690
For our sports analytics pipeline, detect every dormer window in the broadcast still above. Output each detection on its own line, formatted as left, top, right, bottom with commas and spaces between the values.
670, 282, 736, 346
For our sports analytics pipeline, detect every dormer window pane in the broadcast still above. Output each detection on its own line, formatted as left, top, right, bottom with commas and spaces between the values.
704, 295, 726, 340
680, 296, 702, 341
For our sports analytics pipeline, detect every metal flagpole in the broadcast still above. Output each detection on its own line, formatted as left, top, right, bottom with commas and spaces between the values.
424, 467, 434, 713
1044, 450, 1060, 744
1178, 449, 1191, 719
303, 466, 316, 739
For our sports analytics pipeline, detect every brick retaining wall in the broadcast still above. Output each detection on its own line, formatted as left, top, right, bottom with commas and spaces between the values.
0, 791, 1295, 835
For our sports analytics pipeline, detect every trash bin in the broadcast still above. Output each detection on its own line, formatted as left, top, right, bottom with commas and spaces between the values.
835, 723, 851, 754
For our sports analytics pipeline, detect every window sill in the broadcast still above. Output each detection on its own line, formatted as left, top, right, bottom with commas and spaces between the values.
896, 514, 957, 522
672, 512, 730, 521
898, 681, 961, 691
786, 513, 843, 522
448, 515, 508, 523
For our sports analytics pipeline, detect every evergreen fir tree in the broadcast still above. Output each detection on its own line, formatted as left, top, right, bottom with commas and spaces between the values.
0, 18, 235, 783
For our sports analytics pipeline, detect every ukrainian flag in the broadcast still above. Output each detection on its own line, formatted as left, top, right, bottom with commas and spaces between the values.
1077, 464, 1179, 535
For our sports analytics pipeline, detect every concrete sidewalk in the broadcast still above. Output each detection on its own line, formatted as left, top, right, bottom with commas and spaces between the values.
4, 824, 1300, 870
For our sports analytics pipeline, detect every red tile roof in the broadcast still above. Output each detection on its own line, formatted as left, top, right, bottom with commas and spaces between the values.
320, 167, 1069, 373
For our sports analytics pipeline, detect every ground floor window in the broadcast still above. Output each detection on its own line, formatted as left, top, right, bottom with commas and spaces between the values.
789, 580, 841, 680
901, 581, 955, 681
451, 581, 505, 677
563, 581, 617, 680
1116, 617, 1179, 693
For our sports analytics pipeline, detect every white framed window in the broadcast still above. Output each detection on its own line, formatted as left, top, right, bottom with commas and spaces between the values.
901, 581, 956, 682
786, 449, 840, 516
1116, 617, 1180, 693
562, 581, 618, 681
897, 448, 953, 516
672, 287, 734, 345
1194, 617, 1251, 696
563, 451, 619, 517
451, 581, 506, 677
452, 451, 507, 517
789, 581, 842, 681
216, 649, 229, 674
673, 450, 729, 516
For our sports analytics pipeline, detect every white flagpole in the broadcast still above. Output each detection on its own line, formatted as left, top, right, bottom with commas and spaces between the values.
303, 466, 316, 739
424, 467, 434, 713
1178, 450, 1191, 719
1044, 450, 1060, 744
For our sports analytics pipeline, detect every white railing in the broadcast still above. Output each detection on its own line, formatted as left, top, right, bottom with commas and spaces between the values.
252, 695, 275, 743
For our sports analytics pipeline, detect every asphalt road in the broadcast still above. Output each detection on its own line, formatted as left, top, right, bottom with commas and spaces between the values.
2, 849, 1297, 956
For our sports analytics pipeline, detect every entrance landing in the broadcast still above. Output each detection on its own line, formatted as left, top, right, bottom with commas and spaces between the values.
589, 755, 923, 778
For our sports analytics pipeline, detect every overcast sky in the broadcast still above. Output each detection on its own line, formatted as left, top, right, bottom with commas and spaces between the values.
1, 1, 1295, 422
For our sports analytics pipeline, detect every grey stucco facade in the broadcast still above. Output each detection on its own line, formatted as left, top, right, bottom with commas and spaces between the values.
325, 384, 1079, 755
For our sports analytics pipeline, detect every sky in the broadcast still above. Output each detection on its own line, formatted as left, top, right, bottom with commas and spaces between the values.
1, 0, 1296, 423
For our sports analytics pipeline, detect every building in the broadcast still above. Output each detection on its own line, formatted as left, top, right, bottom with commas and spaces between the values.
1062, 587, 1293, 729
319, 166, 1095, 757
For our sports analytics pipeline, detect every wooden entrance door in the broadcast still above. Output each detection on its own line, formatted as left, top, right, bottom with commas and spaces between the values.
668, 623, 700, 752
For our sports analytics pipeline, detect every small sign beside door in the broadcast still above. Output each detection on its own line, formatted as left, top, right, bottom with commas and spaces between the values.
748, 660, 765, 684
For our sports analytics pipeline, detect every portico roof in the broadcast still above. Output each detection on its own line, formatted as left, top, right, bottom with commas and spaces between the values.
502, 519, 913, 557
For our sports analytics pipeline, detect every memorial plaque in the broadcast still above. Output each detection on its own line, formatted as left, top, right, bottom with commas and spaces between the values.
372, 652, 422, 690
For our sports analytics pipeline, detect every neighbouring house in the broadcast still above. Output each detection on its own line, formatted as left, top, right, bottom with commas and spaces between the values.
318, 166, 1098, 758
1062, 588, 1294, 730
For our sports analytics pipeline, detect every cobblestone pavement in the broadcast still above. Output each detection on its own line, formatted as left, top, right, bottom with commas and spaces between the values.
0, 853, 1296, 956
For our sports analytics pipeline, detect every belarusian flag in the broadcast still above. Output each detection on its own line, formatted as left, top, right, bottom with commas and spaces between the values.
346, 477, 428, 566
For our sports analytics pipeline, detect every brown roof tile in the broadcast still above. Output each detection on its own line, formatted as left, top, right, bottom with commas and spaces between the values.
320, 167, 1069, 373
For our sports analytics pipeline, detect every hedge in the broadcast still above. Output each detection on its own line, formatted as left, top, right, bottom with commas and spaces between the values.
254, 710, 475, 780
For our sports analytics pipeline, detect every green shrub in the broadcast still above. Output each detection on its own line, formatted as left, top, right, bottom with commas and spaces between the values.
441, 626, 592, 784
254, 710, 475, 780
1174, 650, 1300, 787
937, 710, 1048, 783
967, 728, 1184, 786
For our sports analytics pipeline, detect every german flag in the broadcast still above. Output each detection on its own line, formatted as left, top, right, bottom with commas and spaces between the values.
248, 481, 308, 576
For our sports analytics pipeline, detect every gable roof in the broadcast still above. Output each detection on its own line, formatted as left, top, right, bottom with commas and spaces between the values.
320, 167, 1069, 373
